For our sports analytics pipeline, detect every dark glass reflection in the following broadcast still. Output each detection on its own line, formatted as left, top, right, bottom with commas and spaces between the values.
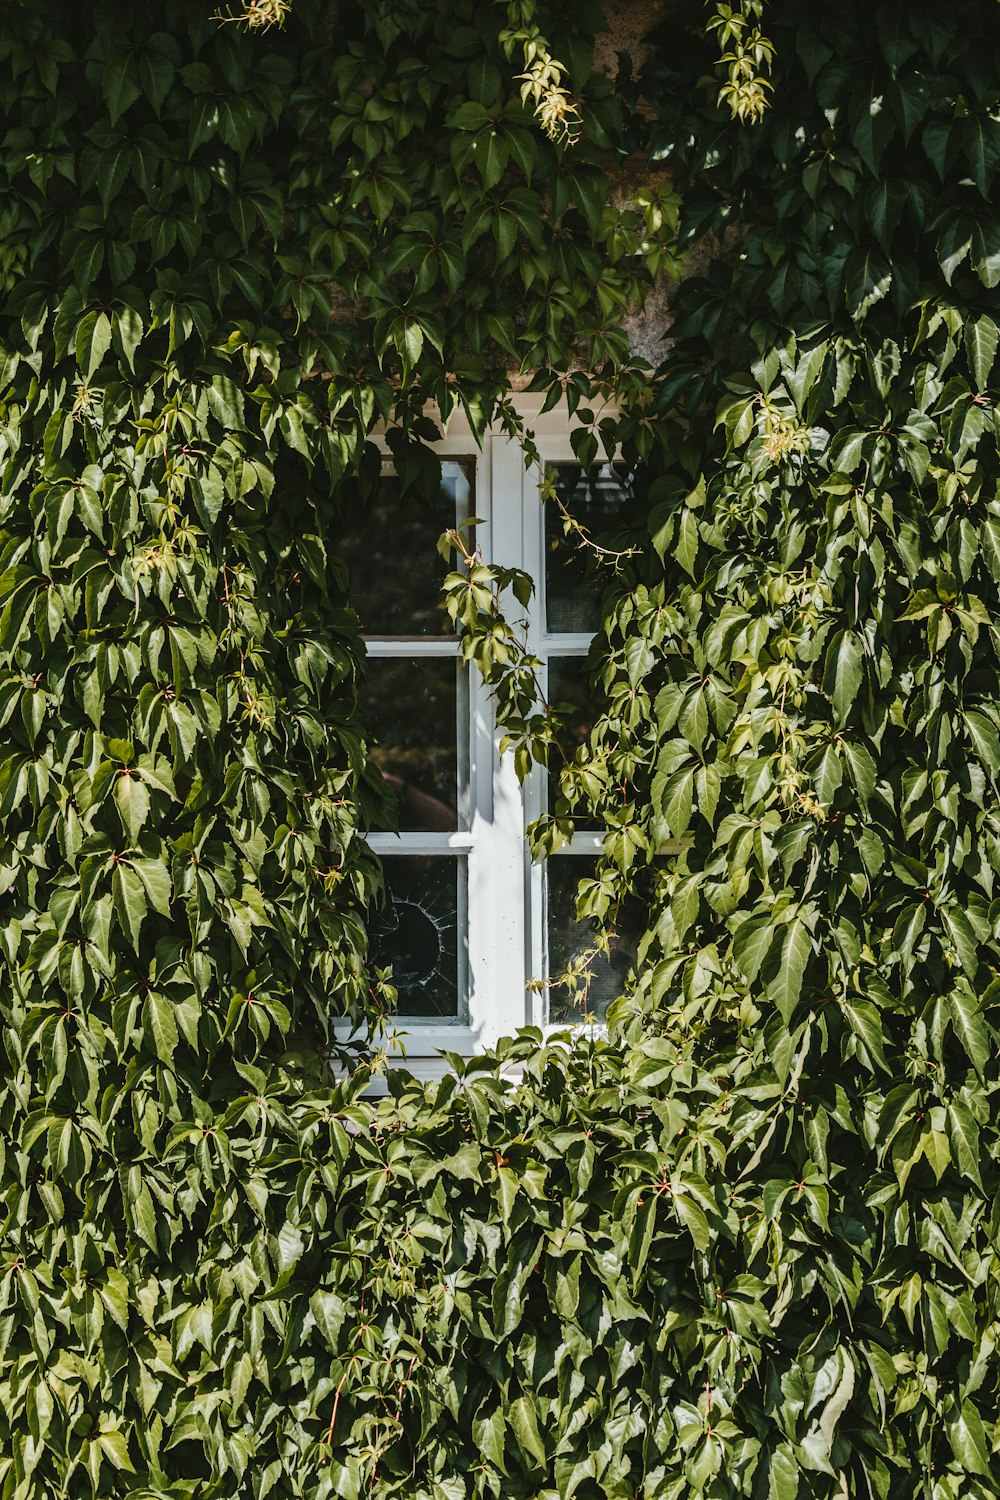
545, 859, 639, 1026
547, 657, 600, 832
362, 658, 465, 831
341, 461, 472, 636
369, 858, 463, 1019
545, 462, 631, 632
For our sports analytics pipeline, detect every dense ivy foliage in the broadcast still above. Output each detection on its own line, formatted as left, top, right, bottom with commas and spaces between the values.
313, 5, 1000, 1493
0, 0, 667, 1494
515, 0, 1000, 1492
4, 0, 1000, 1497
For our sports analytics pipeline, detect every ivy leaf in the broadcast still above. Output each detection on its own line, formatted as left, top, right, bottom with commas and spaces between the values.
824, 630, 863, 724
143, 990, 178, 1064
655, 765, 695, 840
845, 247, 892, 320
472, 1407, 506, 1473
508, 1395, 546, 1467
767, 1447, 801, 1500
843, 998, 889, 1071
75, 310, 113, 378
813, 744, 844, 807
132, 857, 171, 917
675, 508, 699, 577
114, 772, 150, 843
673, 1189, 710, 1252
966, 314, 999, 388
97, 1431, 136, 1473
947, 1401, 994, 1478
767, 917, 813, 1023
965, 708, 1000, 773
941, 906, 980, 977
948, 986, 990, 1077
102, 50, 141, 124
206, 375, 246, 429
111, 863, 146, 950
733, 916, 776, 985
842, 740, 876, 803
947, 1098, 983, 1188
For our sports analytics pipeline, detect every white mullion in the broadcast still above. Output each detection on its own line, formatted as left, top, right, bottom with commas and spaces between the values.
466, 441, 493, 1048
363, 638, 461, 657
527, 440, 608, 1028
539, 632, 592, 657
552, 832, 605, 855
520, 454, 549, 1028
487, 429, 531, 1046
368, 832, 475, 854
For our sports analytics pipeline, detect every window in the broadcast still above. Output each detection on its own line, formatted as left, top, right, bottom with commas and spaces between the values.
339, 401, 636, 1076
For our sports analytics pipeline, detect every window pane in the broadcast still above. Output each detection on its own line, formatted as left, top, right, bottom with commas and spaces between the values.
363, 658, 467, 831
547, 656, 600, 831
369, 857, 466, 1020
545, 462, 630, 632
545, 858, 639, 1026
343, 460, 472, 636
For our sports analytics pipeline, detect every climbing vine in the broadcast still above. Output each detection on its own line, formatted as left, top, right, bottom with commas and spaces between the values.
3, 0, 1000, 1497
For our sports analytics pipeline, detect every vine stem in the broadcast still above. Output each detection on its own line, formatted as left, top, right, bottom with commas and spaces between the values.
323, 1370, 349, 1452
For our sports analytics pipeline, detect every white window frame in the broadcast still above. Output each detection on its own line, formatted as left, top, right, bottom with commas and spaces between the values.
337, 397, 614, 1077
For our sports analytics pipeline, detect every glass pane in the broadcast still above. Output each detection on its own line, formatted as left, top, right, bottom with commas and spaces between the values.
547, 656, 599, 831
545, 462, 630, 632
545, 859, 639, 1027
342, 460, 472, 636
362, 658, 467, 831
369, 858, 466, 1020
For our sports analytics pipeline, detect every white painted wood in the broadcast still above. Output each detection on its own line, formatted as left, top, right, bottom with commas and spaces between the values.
356, 397, 620, 1076
367, 832, 475, 853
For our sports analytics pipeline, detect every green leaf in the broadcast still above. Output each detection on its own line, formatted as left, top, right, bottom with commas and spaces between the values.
824, 630, 863, 724
102, 50, 142, 123
624, 636, 654, 685
677, 688, 708, 752
948, 985, 990, 1076
767, 917, 813, 1023
733, 916, 776, 985
472, 1407, 506, 1474
947, 1097, 984, 1189
143, 990, 178, 1063
919, 1127, 951, 1182
966, 314, 999, 388
508, 1395, 546, 1467
812, 744, 843, 807
675, 508, 699, 577
673, 1188, 711, 1252
942, 906, 980, 978
114, 772, 151, 843
111, 863, 147, 949
842, 740, 876, 804
966, 708, 1000, 773
845, 247, 891, 321
97, 1431, 136, 1473
767, 1446, 801, 1500
843, 998, 889, 1071
132, 857, 172, 917
656, 765, 695, 840
75, 310, 113, 378
947, 1400, 994, 1478
206, 374, 246, 429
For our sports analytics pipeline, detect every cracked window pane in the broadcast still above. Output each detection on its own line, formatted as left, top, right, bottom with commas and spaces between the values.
369, 857, 466, 1020
363, 658, 468, 831
343, 460, 473, 636
544, 462, 631, 633
547, 656, 600, 832
544, 858, 639, 1027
